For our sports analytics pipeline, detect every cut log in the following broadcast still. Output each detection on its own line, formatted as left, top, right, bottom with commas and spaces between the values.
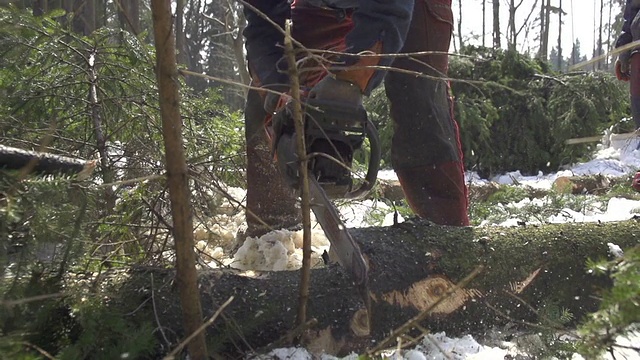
113, 220, 640, 357
0, 144, 96, 179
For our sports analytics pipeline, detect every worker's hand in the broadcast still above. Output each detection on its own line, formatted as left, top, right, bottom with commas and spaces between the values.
308, 75, 363, 107
616, 55, 631, 82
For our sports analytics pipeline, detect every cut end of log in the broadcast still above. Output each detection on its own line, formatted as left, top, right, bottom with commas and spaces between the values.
380, 276, 479, 315
76, 159, 98, 181
350, 308, 371, 337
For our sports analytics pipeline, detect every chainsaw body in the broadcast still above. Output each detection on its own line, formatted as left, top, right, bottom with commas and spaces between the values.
269, 96, 381, 328
271, 97, 381, 200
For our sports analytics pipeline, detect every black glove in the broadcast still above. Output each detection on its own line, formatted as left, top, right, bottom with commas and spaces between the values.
308, 75, 363, 108
263, 84, 289, 115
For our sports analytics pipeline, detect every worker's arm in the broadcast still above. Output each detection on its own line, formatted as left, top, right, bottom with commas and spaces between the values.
616, 0, 640, 48
243, 0, 290, 89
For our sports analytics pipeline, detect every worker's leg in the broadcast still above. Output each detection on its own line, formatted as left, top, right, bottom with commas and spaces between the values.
629, 11, 640, 130
384, 0, 469, 226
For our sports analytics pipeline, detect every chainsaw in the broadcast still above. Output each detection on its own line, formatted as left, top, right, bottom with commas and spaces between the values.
270, 96, 381, 325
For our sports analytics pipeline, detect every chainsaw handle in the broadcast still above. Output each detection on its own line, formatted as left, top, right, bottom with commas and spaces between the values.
345, 117, 381, 200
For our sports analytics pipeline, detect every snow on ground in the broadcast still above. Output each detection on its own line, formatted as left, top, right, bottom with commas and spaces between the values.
196, 134, 640, 359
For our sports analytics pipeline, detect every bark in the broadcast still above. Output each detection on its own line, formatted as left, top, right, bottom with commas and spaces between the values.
457, 0, 463, 51
598, 0, 605, 70
557, 0, 563, 71
150, 1, 208, 359
117, 0, 140, 35
227, 0, 250, 91
175, 0, 187, 66
508, 0, 516, 50
482, 0, 486, 47
538, 0, 546, 59
87, 49, 116, 210
0, 144, 95, 178
543, 0, 551, 59
70, 0, 94, 35
84, 0, 95, 35
607, 0, 613, 69
492, 0, 500, 48
32, 0, 47, 16
116, 220, 640, 357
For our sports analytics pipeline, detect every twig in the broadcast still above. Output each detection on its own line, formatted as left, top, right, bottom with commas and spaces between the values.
141, 197, 173, 231
569, 38, 640, 71
284, 19, 313, 328
188, 172, 273, 234
1, 293, 64, 308
366, 265, 484, 355
612, 343, 640, 351
21, 342, 56, 360
94, 173, 165, 189
216, 311, 256, 355
56, 191, 89, 280
151, 274, 172, 347
484, 301, 572, 336
504, 290, 569, 331
424, 333, 454, 360
260, 318, 318, 353
163, 296, 234, 360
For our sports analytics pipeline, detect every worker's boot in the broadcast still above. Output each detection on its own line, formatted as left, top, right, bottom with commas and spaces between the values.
395, 162, 469, 226
244, 87, 301, 238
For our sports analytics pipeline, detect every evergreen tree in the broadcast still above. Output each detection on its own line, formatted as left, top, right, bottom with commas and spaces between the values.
549, 46, 567, 71
567, 39, 587, 70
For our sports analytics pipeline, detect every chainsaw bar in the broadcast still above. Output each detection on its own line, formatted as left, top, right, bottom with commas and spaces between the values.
276, 133, 372, 324
308, 176, 369, 288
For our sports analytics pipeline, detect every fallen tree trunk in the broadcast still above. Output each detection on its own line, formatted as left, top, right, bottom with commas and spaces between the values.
0, 144, 95, 178
114, 219, 640, 357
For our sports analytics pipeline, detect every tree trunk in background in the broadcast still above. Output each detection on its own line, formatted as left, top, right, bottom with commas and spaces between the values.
482, 0, 486, 47
493, 0, 500, 48
544, 0, 551, 57
88, 50, 116, 211
150, 0, 208, 358
70, 0, 96, 35
175, 0, 188, 66
538, 0, 547, 60
607, 0, 614, 69
507, 0, 516, 50
598, 0, 604, 70
84, 0, 96, 34
233, 20, 250, 91
32, 0, 47, 16
457, 0, 463, 50
557, 0, 563, 71
31, 1, 92, 34
225, 0, 250, 95
117, 0, 140, 35
115, 220, 640, 357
